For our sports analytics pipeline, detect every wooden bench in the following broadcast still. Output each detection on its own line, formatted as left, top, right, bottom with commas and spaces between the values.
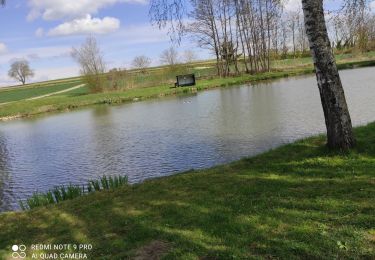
174, 74, 196, 88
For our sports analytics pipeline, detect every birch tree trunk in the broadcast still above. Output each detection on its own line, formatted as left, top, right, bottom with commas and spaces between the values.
302, 0, 355, 150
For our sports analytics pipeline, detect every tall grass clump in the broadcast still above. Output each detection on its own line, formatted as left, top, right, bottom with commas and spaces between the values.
19, 175, 128, 210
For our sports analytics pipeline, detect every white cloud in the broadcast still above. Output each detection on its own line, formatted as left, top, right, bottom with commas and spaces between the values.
48, 15, 120, 36
0, 46, 71, 64
0, 43, 8, 55
35, 27, 44, 37
27, 0, 147, 21
27, 0, 147, 38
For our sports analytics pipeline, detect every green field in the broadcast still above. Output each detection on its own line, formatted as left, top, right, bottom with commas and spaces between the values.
1, 52, 375, 120
271, 51, 375, 68
0, 81, 82, 104
0, 122, 374, 259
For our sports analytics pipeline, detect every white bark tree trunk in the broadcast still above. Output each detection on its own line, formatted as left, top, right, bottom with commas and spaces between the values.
302, 0, 355, 150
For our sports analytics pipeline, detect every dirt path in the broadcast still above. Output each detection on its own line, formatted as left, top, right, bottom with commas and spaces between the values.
0, 84, 85, 106
26, 84, 85, 100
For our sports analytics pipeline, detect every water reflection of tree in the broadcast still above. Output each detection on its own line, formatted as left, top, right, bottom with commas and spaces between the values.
0, 133, 12, 212
88, 107, 122, 179
212, 83, 282, 161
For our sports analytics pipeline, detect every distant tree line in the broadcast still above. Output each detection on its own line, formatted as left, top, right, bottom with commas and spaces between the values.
331, 1, 375, 52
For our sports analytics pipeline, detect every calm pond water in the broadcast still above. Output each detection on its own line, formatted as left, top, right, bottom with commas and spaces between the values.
0, 67, 375, 211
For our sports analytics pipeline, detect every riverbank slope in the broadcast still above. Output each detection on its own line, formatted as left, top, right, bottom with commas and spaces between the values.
0, 122, 374, 259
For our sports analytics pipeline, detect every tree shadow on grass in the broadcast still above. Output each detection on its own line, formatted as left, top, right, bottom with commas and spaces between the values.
0, 169, 374, 259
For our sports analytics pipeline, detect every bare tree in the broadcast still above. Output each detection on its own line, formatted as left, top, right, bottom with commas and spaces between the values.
132, 56, 152, 73
188, 0, 283, 76
280, 15, 289, 57
149, 0, 185, 43
296, 10, 309, 55
288, 11, 299, 57
160, 47, 179, 66
188, 0, 224, 75
183, 50, 197, 64
71, 36, 106, 93
302, 0, 355, 149
8, 59, 34, 85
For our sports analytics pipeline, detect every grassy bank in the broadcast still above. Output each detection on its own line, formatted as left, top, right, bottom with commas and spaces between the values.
0, 123, 374, 259
1, 55, 375, 121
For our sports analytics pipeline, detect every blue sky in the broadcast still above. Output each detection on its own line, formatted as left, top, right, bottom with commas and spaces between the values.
0, 0, 371, 86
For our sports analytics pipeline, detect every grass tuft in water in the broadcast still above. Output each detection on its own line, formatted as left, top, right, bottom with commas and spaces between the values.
90, 180, 101, 191
101, 175, 110, 190
19, 175, 128, 210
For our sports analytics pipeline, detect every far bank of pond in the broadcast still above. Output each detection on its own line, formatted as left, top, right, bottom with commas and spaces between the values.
0, 59, 374, 121
0, 66, 375, 212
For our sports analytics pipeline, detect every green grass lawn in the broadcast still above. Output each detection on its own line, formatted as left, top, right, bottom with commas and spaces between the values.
0, 81, 82, 104
0, 123, 374, 259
